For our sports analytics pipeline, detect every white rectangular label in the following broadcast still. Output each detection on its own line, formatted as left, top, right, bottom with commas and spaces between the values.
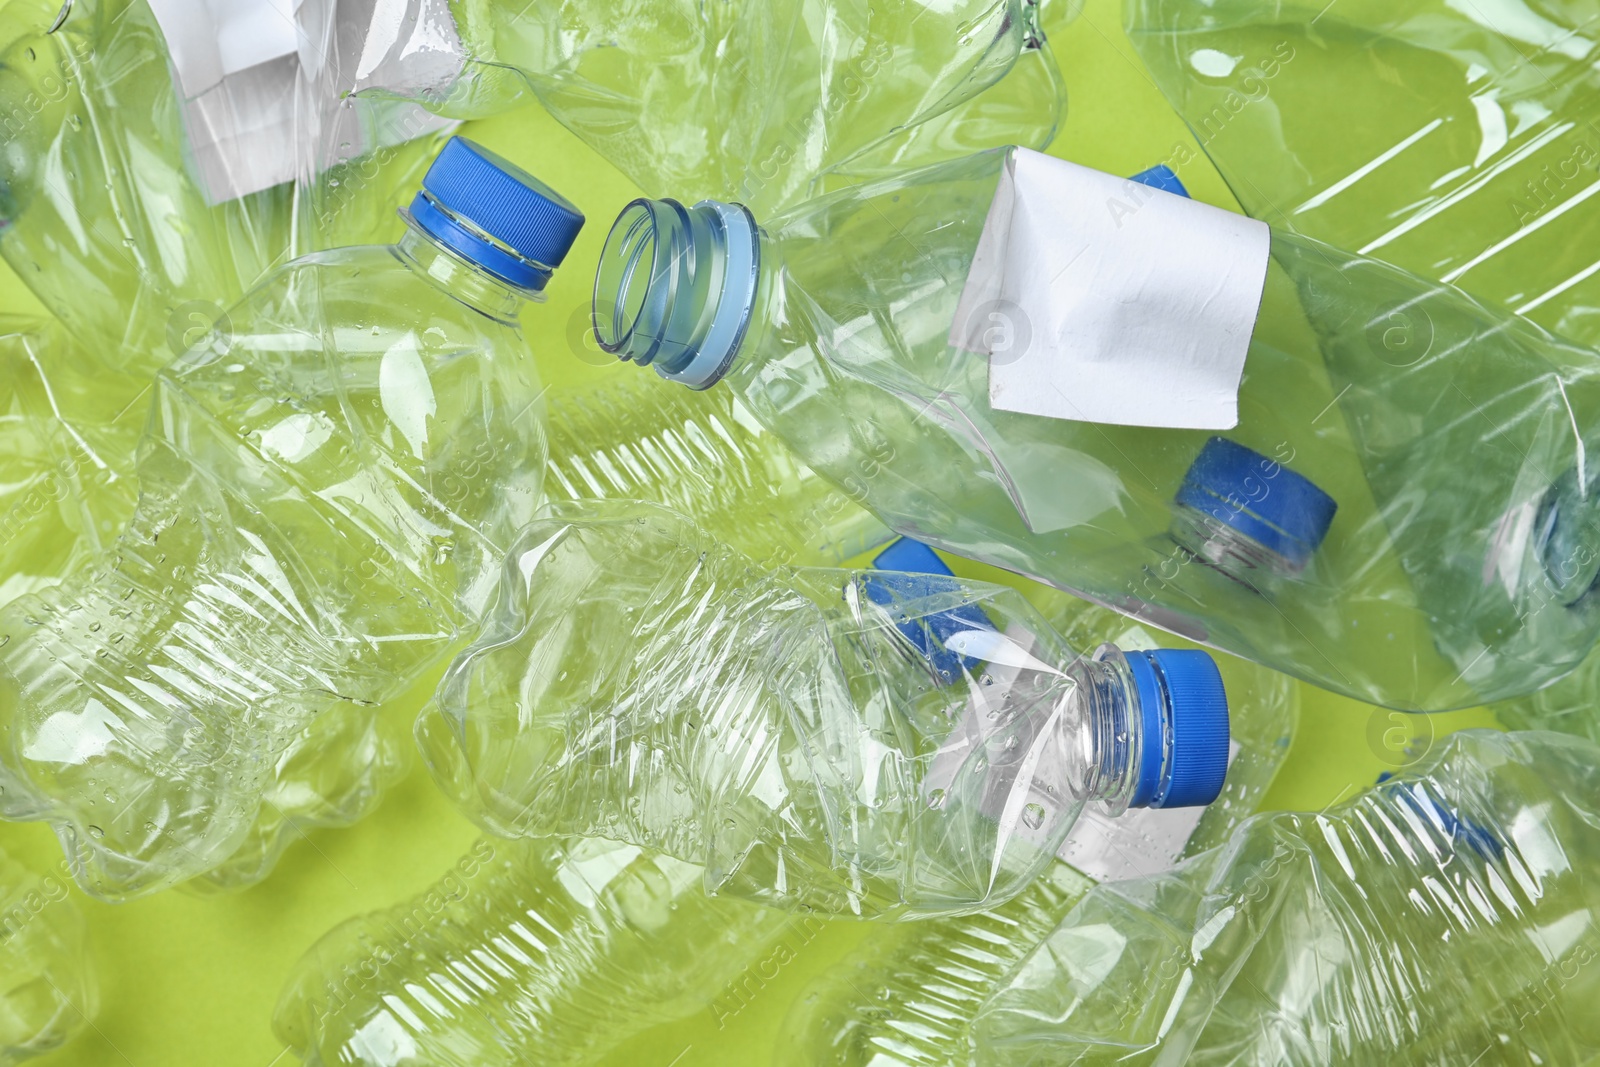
951, 148, 1270, 431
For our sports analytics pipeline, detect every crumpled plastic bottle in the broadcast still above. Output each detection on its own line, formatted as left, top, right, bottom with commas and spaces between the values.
592, 147, 1600, 712
772, 540, 1297, 1067
271, 835, 792, 1067
418, 501, 1230, 920
0, 137, 581, 900
382, 0, 1065, 213
971, 729, 1600, 1066
0, 846, 96, 1066
1125, 0, 1600, 348
0, 0, 449, 371
545, 371, 890, 568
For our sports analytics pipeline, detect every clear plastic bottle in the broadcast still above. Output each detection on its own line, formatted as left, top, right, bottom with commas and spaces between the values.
1125, 0, 1600, 348
773, 537, 1297, 1067
544, 372, 890, 568
0, 0, 448, 371
413, 0, 1064, 213
272, 835, 791, 1067
418, 502, 1230, 920
0, 846, 96, 1065
971, 729, 1600, 1065
0, 137, 583, 901
591, 148, 1600, 712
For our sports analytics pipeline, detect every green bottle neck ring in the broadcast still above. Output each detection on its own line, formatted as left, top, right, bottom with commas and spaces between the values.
592, 197, 760, 391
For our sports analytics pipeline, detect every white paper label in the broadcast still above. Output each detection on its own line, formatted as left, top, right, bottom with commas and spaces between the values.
950, 148, 1270, 431
146, 0, 460, 203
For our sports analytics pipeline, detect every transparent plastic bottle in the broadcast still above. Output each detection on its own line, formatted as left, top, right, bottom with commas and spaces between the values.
1125, 0, 1600, 348
273, 835, 791, 1067
0, 137, 583, 901
0, 846, 96, 1065
0, 0, 448, 371
592, 148, 1600, 712
413, 0, 1064, 213
972, 729, 1600, 1065
418, 502, 1229, 920
545, 372, 890, 568
773, 537, 1297, 1067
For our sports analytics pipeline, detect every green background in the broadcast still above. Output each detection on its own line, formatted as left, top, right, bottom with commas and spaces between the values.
0, 0, 1500, 1063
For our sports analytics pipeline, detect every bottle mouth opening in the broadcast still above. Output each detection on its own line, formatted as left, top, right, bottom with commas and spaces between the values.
592, 197, 760, 390
594, 200, 659, 356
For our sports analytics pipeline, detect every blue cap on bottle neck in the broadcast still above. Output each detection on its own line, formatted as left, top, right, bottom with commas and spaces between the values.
1176, 437, 1338, 572
1125, 648, 1229, 809
867, 537, 992, 684
409, 137, 585, 292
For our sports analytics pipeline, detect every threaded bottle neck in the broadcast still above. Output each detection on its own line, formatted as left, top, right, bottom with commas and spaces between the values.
593, 197, 762, 390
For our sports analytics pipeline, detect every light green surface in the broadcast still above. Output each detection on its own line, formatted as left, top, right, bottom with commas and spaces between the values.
0, 0, 1499, 1063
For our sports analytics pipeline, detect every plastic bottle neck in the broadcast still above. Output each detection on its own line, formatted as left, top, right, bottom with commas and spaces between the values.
593, 198, 764, 390
396, 219, 537, 323
1071, 647, 1166, 813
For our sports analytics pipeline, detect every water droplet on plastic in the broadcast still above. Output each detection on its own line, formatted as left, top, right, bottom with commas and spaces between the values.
1022, 803, 1046, 830
926, 788, 947, 810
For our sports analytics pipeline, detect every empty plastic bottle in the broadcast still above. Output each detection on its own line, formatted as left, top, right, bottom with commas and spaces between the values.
972, 729, 1600, 1065
272, 835, 791, 1067
419, 502, 1229, 920
0, 846, 96, 1065
592, 147, 1600, 711
0, 0, 449, 370
0, 136, 582, 900
545, 372, 890, 568
1126, 0, 1600, 348
401, 0, 1064, 213
773, 538, 1297, 1067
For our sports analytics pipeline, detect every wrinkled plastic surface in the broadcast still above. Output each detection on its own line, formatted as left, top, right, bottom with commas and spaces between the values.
273, 835, 790, 1067
545, 372, 890, 568
664, 147, 1600, 710
774, 597, 1298, 1067
972, 729, 1600, 1065
1126, 0, 1600, 349
412, 0, 1065, 212
0, 0, 448, 370
0, 227, 544, 901
0, 846, 96, 1066
419, 501, 1152, 919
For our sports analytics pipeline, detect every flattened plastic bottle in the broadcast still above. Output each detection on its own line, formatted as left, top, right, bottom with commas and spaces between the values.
407, 0, 1064, 212
971, 729, 1600, 1066
0, 137, 582, 900
272, 836, 790, 1067
1125, 0, 1600, 347
592, 148, 1600, 711
0, 0, 448, 369
419, 502, 1229, 920
772, 538, 1296, 1067
0, 846, 96, 1065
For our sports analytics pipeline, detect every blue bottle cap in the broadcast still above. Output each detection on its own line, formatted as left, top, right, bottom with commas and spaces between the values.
867, 537, 992, 684
408, 137, 585, 292
1129, 164, 1190, 198
1125, 648, 1229, 809
1175, 437, 1338, 571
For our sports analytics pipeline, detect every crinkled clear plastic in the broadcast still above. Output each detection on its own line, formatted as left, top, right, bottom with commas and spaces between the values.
1125, 0, 1600, 349
273, 835, 790, 1066
971, 729, 1600, 1065
419, 501, 1200, 920
774, 596, 1299, 1067
0, 216, 545, 901
0, 846, 96, 1066
0, 0, 449, 370
390, 0, 1065, 213
594, 146, 1600, 710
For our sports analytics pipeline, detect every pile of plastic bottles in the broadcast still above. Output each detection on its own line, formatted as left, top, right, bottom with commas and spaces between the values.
2, 0, 1600, 1063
